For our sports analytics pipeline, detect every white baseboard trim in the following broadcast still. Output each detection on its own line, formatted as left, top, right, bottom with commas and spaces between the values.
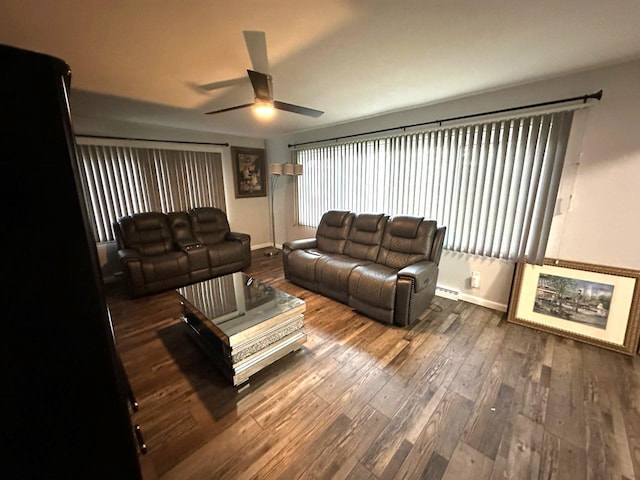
251, 242, 273, 250
435, 284, 507, 312
458, 292, 508, 313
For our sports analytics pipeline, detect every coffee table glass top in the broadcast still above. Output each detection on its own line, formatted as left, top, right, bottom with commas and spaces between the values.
177, 272, 304, 338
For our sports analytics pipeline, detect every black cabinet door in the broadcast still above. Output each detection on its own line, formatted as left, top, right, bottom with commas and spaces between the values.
1, 44, 142, 479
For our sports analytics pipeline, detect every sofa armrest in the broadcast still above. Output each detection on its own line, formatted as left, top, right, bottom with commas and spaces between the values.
283, 238, 317, 255
117, 248, 141, 263
395, 260, 439, 326
398, 260, 438, 293
430, 226, 446, 265
226, 231, 251, 268
227, 231, 251, 246
117, 248, 145, 297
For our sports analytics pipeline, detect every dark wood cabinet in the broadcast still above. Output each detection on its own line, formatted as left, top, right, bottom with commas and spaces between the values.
1, 44, 143, 479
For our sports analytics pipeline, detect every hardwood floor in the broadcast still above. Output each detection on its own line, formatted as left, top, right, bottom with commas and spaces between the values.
106, 249, 640, 480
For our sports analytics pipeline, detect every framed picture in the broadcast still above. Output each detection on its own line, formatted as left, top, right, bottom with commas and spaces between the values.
230, 146, 267, 198
508, 258, 640, 356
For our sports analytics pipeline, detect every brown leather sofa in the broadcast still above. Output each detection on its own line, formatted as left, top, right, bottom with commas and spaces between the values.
283, 211, 445, 326
113, 207, 251, 297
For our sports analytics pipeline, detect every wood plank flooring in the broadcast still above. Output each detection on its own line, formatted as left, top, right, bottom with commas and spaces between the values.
106, 249, 640, 480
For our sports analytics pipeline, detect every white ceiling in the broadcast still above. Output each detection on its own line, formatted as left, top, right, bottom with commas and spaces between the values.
2, 0, 640, 139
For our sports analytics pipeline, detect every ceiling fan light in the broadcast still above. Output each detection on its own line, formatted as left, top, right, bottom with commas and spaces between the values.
253, 99, 275, 118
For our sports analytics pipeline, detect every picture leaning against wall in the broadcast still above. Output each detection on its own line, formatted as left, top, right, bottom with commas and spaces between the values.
508, 258, 640, 356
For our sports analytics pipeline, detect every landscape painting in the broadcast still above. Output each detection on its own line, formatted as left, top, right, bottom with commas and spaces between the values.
533, 273, 614, 329
508, 259, 640, 355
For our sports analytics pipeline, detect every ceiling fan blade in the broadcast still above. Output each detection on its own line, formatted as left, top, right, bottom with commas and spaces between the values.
243, 30, 269, 73
247, 70, 272, 101
204, 103, 254, 115
197, 77, 248, 91
273, 100, 324, 118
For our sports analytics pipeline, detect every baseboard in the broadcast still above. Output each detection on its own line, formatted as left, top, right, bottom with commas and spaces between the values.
251, 242, 273, 250
435, 285, 507, 312
458, 292, 508, 312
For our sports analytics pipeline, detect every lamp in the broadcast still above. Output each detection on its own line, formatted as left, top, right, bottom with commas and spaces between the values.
269, 163, 283, 175
265, 162, 303, 256
265, 163, 283, 256
282, 163, 294, 175
254, 99, 275, 118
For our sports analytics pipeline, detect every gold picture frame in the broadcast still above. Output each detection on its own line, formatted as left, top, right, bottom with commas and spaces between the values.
230, 146, 267, 198
507, 258, 640, 356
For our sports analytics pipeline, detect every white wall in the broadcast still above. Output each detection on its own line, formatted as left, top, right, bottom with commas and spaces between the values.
267, 58, 640, 311
73, 115, 271, 278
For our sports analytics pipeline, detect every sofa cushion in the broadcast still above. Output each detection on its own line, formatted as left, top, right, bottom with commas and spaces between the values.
390, 216, 424, 238
167, 211, 200, 248
344, 213, 388, 261
377, 217, 437, 269
323, 210, 351, 227
284, 248, 324, 285
140, 250, 190, 283
316, 210, 354, 254
348, 263, 398, 310
315, 253, 371, 302
206, 240, 246, 268
189, 207, 230, 245
117, 212, 173, 256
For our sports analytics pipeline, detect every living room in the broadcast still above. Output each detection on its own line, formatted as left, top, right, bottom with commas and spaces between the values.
3, 1, 640, 479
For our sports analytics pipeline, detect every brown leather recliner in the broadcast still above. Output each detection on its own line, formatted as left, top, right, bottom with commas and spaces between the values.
315, 212, 388, 304
113, 208, 251, 297
188, 207, 252, 278
114, 212, 191, 297
349, 216, 445, 326
283, 210, 445, 326
283, 210, 355, 295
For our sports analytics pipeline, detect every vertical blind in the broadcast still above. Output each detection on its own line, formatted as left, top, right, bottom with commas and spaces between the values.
76, 144, 226, 242
295, 110, 574, 263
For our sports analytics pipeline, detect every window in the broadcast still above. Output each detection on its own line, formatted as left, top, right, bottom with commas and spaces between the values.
76, 141, 226, 242
295, 110, 574, 263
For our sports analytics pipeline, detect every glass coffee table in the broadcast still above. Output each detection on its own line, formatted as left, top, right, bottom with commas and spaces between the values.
178, 272, 306, 386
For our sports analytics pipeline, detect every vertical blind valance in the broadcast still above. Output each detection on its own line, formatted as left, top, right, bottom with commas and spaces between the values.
77, 144, 226, 242
295, 110, 574, 263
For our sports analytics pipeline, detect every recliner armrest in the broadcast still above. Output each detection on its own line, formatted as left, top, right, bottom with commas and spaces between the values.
397, 260, 438, 293
117, 248, 142, 263
116, 248, 145, 297
283, 238, 317, 255
227, 231, 250, 246
430, 226, 446, 265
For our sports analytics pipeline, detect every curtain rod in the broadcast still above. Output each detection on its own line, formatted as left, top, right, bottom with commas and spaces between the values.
76, 134, 229, 147
288, 89, 603, 149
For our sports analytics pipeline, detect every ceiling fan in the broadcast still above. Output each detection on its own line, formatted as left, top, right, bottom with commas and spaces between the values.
203, 31, 324, 118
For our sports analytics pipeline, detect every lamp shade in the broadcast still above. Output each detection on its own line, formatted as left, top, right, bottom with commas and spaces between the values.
269, 163, 283, 175
282, 163, 294, 175
293, 164, 303, 176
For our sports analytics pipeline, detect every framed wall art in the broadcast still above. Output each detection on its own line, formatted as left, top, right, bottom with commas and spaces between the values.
230, 146, 267, 198
507, 258, 640, 356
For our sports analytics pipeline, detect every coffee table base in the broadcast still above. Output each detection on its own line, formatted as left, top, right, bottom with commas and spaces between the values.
182, 312, 306, 386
